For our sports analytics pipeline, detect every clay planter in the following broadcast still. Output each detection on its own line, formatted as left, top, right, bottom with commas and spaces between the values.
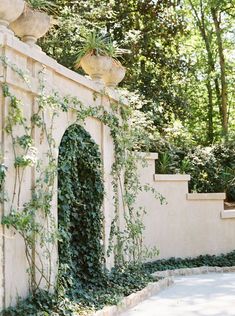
0, 0, 24, 29
102, 60, 126, 88
10, 8, 51, 46
80, 54, 113, 83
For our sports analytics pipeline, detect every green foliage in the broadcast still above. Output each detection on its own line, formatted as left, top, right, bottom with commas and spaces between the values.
26, 0, 58, 14
183, 144, 235, 201
144, 250, 235, 273
1, 265, 153, 316
0, 54, 164, 315
75, 30, 110, 66
0, 164, 7, 185
2, 208, 40, 245
16, 135, 33, 149
3, 249, 235, 315
38, 0, 235, 144
0, 64, 59, 292
0, 163, 7, 203
58, 124, 104, 283
40, 0, 187, 129
156, 140, 235, 201
74, 29, 129, 68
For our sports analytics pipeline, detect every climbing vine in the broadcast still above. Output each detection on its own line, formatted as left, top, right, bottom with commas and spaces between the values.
0, 52, 164, 312
1, 71, 58, 292
58, 124, 105, 284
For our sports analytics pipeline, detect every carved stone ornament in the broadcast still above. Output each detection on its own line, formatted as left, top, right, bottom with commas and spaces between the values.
0, 0, 25, 31
80, 54, 113, 83
10, 7, 51, 47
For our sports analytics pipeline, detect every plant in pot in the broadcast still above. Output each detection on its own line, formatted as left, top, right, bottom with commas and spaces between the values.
75, 30, 128, 86
102, 41, 128, 88
0, 0, 25, 32
9, 0, 57, 47
75, 30, 113, 83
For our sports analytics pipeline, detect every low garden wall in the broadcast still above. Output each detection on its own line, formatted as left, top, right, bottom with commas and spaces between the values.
138, 154, 235, 261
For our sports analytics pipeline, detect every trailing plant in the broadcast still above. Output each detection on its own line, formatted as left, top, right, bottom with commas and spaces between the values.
1, 264, 154, 315
144, 249, 235, 273
0, 162, 7, 203
0, 63, 58, 292
0, 53, 163, 314
58, 124, 105, 284
3, 249, 235, 315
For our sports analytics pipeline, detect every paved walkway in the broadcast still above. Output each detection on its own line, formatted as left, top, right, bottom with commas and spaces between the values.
121, 273, 235, 316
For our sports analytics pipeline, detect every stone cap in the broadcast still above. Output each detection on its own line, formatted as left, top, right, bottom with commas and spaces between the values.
137, 152, 159, 160
187, 193, 226, 200
1, 32, 128, 105
221, 210, 235, 219
154, 174, 191, 182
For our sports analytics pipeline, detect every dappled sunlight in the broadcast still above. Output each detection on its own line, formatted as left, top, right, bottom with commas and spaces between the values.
122, 273, 235, 316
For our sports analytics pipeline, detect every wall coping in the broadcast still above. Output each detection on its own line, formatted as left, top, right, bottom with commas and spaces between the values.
1, 32, 128, 105
221, 210, 235, 219
187, 193, 226, 201
154, 174, 190, 182
138, 152, 159, 160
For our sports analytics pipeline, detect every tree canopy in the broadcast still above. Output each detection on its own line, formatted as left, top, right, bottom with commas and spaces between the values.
40, 0, 235, 145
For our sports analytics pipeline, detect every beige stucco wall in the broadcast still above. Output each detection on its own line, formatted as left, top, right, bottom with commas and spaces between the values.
137, 155, 235, 261
0, 31, 120, 308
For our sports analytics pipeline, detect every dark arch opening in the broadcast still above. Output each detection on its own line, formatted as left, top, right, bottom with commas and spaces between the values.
58, 124, 104, 283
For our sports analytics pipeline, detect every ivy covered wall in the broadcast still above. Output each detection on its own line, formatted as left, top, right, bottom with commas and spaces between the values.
0, 32, 119, 309
58, 124, 105, 283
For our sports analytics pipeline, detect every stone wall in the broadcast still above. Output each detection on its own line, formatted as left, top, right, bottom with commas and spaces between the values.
138, 154, 235, 261
0, 30, 120, 308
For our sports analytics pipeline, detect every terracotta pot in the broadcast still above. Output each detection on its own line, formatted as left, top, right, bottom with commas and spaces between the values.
102, 61, 126, 88
80, 54, 113, 83
0, 0, 24, 28
10, 8, 51, 46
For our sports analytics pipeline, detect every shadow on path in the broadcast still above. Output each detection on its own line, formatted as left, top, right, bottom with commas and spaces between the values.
121, 273, 235, 316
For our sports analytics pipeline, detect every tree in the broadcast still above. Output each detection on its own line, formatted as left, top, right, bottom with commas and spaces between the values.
185, 0, 235, 141
40, 0, 187, 130
40, 0, 235, 145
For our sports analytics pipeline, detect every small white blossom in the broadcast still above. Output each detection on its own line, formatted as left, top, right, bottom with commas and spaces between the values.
24, 146, 38, 166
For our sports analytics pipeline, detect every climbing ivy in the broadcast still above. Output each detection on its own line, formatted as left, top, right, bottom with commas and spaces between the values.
58, 124, 105, 283
0, 54, 164, 314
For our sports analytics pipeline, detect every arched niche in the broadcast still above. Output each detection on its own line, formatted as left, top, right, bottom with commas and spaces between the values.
57, 124, 104, 281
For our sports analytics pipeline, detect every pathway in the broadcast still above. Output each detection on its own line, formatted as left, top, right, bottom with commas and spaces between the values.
121, 273, 235, 316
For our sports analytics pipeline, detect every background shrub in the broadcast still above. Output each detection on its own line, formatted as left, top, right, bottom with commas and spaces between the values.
155, 142, 235, 201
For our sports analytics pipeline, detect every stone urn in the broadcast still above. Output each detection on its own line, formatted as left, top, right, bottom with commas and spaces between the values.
102, 60, 126, 88
0, 0, 24, 31
80, 54, 113, 83
10, 7, 51, 47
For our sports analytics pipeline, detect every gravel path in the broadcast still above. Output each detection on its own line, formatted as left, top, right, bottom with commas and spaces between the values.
121, 273, 235, 316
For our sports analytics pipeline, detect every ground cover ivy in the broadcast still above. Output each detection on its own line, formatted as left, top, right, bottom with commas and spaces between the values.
3, 250, 235, 315
144, 250, 235, 273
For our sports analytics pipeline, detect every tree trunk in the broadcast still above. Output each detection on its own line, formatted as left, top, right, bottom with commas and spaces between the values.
206, 80, 214, 143
211, 7, 228, 137
189, 0, 216, 143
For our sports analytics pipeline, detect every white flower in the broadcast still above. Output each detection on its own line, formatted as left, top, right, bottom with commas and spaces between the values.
24, 146, 38, 166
